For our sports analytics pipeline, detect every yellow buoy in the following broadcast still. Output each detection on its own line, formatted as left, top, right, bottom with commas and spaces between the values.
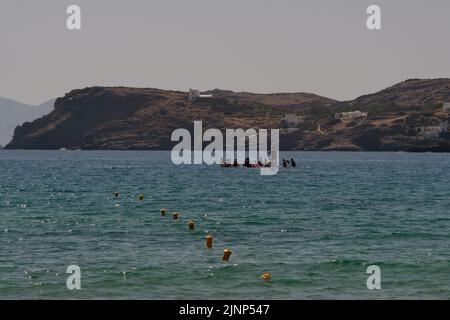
187, 220, 195, 230
160, 208, 166, 216
114, 192, 119, 198
172, 212, 179, 220
138, 194, 144, 201
206, 234, 214, 248
261, 272, 271, 281
222, 248, 232, 261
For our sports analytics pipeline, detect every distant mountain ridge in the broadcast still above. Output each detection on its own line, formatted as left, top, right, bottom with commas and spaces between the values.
339, 78, 450, 109
0, 97, 55, 147
4, 79, 450, 151
4, 87, 334, 150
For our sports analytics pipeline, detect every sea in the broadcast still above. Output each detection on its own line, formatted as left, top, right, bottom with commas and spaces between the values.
0, 150, 449, 299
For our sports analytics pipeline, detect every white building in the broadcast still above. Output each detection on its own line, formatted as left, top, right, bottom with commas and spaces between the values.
443, 103, 450, 112
416, 127, 441, 139
416, 120, 448, 139
335, 110, 367, 121
188, 88, 213, 102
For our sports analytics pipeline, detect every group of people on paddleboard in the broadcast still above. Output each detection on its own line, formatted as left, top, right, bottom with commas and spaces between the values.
220, 157, 296, 168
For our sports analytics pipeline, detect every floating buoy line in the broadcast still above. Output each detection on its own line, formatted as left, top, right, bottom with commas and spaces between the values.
112, 192, 271, 281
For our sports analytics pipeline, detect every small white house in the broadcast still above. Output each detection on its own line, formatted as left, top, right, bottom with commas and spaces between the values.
335, 110, 367, 121
416, 127, 441, 139
416, 120, 448, 139
443, 103, 450, 112
188, 89, 200, 102
188, 88, 212, 102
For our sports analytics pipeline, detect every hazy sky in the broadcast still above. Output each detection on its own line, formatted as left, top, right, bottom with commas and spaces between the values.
1, 0, 449, 105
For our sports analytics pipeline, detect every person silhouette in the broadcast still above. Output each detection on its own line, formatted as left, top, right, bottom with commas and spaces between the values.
291, 158, 296, 167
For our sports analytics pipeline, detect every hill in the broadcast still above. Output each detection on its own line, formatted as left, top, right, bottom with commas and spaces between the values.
0, 97, 55, 147
5, 79, 450, 151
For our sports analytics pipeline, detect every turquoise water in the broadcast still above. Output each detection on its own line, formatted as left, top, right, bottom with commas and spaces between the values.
0, 150, 449, 299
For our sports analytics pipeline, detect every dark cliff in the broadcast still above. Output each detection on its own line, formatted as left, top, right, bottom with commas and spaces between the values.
5, 79, 450, 151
